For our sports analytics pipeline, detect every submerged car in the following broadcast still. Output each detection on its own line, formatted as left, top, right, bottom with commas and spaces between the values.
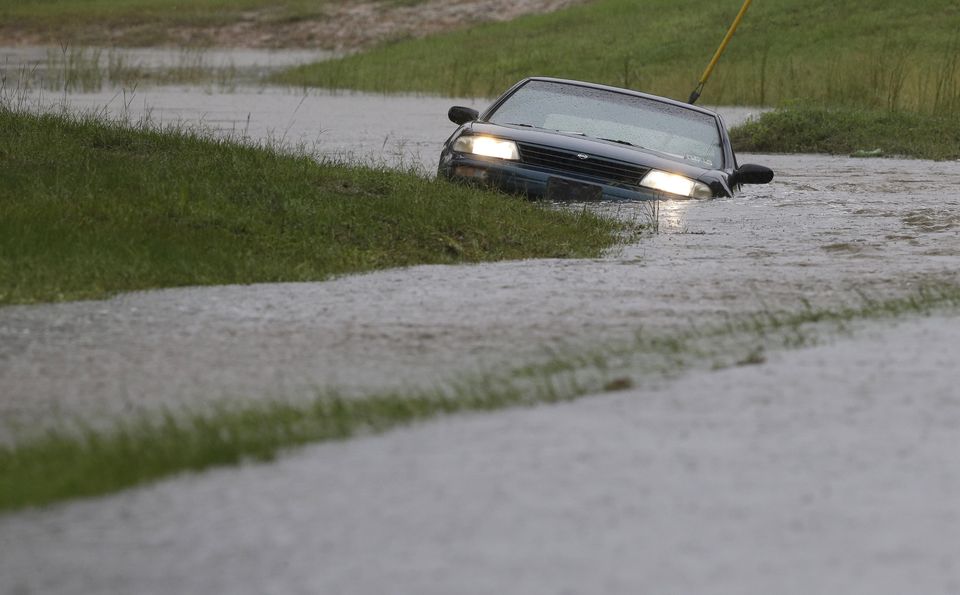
438, 77, 773, 201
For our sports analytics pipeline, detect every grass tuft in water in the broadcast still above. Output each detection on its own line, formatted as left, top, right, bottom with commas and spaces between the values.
27, 45, 243, 92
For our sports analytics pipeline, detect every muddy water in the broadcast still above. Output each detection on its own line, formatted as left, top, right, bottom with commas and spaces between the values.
1, 84, 959, 440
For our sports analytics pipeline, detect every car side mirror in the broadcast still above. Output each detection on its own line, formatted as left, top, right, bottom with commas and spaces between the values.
733, 163, 774, 185
448, 106, 479, 125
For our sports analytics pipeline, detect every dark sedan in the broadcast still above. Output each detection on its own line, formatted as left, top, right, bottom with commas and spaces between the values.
438, 77, 772, 201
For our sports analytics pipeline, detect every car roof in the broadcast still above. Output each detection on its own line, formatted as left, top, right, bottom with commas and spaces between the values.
521, 76, 721, 119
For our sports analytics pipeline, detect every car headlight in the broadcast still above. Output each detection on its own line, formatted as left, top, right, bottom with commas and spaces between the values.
640, 170, 713, 199
452, 135, 519, 160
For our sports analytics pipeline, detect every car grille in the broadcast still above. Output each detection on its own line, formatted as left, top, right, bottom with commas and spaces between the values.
516, 143, 649, 187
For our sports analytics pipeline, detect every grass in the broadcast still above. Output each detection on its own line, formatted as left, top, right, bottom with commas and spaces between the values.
2, 0, 327, 43
276, 0, 960, 114
730, 105, 960, 161
3, 282, 960, 512
1, 0, 428, 46
0, 107, 622, 305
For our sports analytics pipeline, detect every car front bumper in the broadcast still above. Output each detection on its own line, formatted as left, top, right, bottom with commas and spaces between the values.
438, 153, 663, 201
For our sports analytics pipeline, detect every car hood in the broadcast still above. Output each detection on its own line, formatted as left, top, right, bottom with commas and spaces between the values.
465, 121, 728, 184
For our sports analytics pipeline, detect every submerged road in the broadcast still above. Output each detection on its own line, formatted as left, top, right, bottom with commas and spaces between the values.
2, 83, 960, 593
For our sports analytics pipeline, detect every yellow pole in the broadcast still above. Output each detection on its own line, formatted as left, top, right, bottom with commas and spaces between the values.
688, 0, 754, 104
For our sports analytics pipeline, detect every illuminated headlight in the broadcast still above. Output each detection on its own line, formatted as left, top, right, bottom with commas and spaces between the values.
452, 135, 519, 160
640, 170, 713, 199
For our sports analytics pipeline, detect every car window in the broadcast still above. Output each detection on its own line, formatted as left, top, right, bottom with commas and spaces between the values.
487, 80, 723, 169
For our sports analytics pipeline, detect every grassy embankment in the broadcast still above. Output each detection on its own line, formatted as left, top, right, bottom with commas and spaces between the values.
2, 0, 330, 46
277, 0, 960, 159
1, 0, 428, 46
0, 108, 620, 305
4, 282, 960, 512
731, 106, 960, 161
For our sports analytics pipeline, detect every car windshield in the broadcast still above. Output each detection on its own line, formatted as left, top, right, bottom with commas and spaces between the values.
486, 80, 723, 168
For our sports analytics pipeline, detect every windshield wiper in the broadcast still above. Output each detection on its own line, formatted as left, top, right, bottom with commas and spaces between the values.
503, 122, 535, 128
599, 137, 638, 147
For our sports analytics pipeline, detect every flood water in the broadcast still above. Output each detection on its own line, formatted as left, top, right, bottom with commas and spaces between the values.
0, 45, 336, 88
1, 59, 959, 439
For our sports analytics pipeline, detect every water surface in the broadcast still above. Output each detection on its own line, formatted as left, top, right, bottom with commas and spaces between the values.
1, 78, 957, 438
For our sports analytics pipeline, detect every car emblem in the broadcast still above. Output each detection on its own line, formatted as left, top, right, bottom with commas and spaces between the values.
576, 153, 589, 160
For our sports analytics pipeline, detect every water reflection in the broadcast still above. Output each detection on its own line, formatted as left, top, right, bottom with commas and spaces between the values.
578, 196, 693, 233
657, 198, 693, 231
